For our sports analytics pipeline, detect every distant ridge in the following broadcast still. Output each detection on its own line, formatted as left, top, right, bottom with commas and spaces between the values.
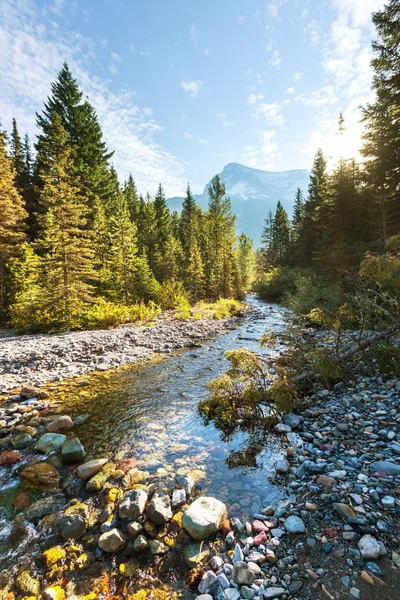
168, 162, 310, 244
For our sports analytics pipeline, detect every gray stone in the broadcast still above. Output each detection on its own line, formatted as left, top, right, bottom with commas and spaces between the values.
195, 596, 213, 600
232, 561, 261, 586
127, 521, 143, 540
241, 586, 255, 600
263, 588, 285, 599
381, 495, 395, 508
34, 433, 66, 453
119, 489, 147, 519
46, 415, 74, 433
369, 460, 400, 477
233, 542, 244, 563
183, 542, 210, 567
275, 459, 290, 474
282, 414, 301, 429
61, 437, 86, 463
198, 571, 217, 594
358, 534, 385, 559
12, 433, 32, 449
176, 474, 195, 495
60, 514, 86, 539
274, 423, 291, 434
146, 494, 172, 524
133, 534, 148, 553
283, 515, 305, 533
172, 488, 186, 509
182, 496, 227, 539
350, 588, 360, 599
77, 458, 108, 480
225, 590, 241, 600
98, 528, 125, 553
148, 539, 168, 555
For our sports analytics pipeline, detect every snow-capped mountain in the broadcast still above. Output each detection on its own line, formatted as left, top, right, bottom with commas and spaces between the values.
168, 162, 310, 244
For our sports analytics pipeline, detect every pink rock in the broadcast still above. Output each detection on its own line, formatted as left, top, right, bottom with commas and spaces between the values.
253, 531, 268, 546
252, 519, 269, 533
0, 450, 23, 465
46, 415, 74, 433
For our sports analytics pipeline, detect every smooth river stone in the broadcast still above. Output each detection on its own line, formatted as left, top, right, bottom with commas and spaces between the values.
77, 458, 108, 480
34, 433, 66, 453
182, 496, 227, 540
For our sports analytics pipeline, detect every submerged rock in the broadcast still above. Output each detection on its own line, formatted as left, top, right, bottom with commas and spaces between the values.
0, 450, 23, 465
46, 415, 74, 433
61, 437, 86, 462
20, 462, 60, 490
59, 513, 87, 540
182, 496, 227, 539
34, 433, 67, 453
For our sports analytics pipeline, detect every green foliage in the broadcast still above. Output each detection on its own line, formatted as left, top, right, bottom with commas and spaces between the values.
306, 351, 343, 382
255, 267, 297, 300
199, 348, 298, 433
174, 295, 191, 320
375, 343, 400, 377
286, 273, 346, 315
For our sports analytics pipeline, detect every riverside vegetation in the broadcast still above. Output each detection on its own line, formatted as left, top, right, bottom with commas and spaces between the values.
0, 2, 399, 600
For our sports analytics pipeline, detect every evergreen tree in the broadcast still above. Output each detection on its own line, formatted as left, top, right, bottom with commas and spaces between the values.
236, 233, 256, 291
260, 210, 274, 269
0, 128, 27, 316
292, 188, 304, 236
37, 112, 96, 328
186, 239, 205, 302
8, 242, 43, 329
9, 119, 25, 181
361, 0, 400, 242
133, 252, 161, 303
124, 174, 140, 223
272, 201, 291, 265
204, 175, 236, 299
180, 183, 200, 254
109, 190, 139, 303
137, 193, 158, 273
297, 148, 327, 266
36, 63, 115, 218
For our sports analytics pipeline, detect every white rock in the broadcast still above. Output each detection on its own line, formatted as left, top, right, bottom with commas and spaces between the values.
358, 534, 385, 559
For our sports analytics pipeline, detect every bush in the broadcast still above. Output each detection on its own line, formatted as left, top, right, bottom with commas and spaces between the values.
375, 343, 400, 377
174, 295, 191, 320
193, 298, 244, 320
286, 273, 346, 316
255, 267, 297, 301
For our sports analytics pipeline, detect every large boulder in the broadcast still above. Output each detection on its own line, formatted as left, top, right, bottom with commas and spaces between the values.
146, 494, 172, 525
182, 497, 227, 540
119, 489, 148, 519
77, 458, 108, 480
20, 462, 60, 490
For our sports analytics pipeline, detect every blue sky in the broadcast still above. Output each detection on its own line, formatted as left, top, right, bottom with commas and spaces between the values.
0, 0, 385, 197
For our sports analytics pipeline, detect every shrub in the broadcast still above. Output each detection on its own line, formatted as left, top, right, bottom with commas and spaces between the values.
375, 343, 400, 377
174, 295, 191, 320
286, 273, 346, 316
255, 267, 297, 301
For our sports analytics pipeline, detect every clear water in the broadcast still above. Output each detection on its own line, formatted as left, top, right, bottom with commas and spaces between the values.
0, 297, 293, 584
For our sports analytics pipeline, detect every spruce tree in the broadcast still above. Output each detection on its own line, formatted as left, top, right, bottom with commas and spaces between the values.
124, 174, 140, 223
361, 0, 400, 242
153, 183, 172, 275
204, 175, 236, 299
260, 210, 274, 269
37, 112, 96, 329
186, 239, 205, 302
109, 190, 139, 303
236, 233, 256, 291
0, 128, 27, 316
36, 63, 115, 218
272, 201, 291, 266
133, 252, 161, 303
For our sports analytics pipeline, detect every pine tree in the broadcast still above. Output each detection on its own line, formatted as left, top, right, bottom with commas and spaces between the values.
9, 119, 25, 181
0, 128, 27, 316
180, 183, 201, 253
154, 184, 172, 247
204, 175, 236, 299
124, 174, 140, 223
272, 201, 291, 265
109, 190, 138, 303
8, 242, 43, 329
292, 188, 304, 236
137, 193, 158, 273
297, 149, 327, 266
236, 233, 256, 291
133, 252, 161, 303
260, 210, 274, 269
186, 239, 205, 302
37, 112, 96, 328
36, 63, 115, 219
361, 0, 400, 243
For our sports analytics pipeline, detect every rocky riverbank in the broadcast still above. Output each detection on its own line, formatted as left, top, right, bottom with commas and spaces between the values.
0, 366, 399, 599
0, 312, 243, 392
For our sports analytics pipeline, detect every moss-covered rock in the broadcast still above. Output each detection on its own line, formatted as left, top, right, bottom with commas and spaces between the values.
15, 571, 40, 596
42, 545, 66, 567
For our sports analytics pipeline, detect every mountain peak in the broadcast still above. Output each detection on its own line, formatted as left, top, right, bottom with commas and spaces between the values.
168, 163, 310, 244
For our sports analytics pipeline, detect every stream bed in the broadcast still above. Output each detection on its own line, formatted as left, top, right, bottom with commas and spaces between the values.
0, 297, 298, 597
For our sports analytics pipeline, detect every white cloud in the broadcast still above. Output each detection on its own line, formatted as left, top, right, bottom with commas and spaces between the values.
247, 95, 284, 125
266, 0, 285, 20
100, 38, 108, 48
217, 112, 233, 127
296, 85, 338, 106
184, 131, 192, 139
190, 24, 200, 47
265, 43, 273, 52
242, 129, 281, 170
110, 52, 122, 62
237, 15, 245, 23
0, 0, 192, 197
285, 87, 295, 95
139, 49, 151, 57
204, 48, 211, 55
304, 20, 321, 45
198, 139, 208, 144
269, 49, 282, 68
180, 80, 203, 97
293, 71, 303, 81
128, 44, 136, 55
301, 8, 308, 19
331, 0, 385, 28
